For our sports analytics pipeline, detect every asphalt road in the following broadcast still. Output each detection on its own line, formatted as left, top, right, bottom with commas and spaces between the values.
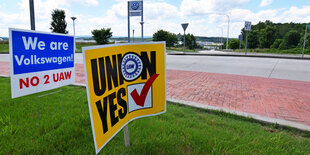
166, 55, 310, 82
1, 53, 309, 82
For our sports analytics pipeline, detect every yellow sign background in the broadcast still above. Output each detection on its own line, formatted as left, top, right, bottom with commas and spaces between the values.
83, 42, 166, 153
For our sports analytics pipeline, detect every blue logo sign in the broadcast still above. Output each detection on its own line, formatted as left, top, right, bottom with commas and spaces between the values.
131, 1, 140, 10
11, 30, 74, 75
121, 53, 143, 81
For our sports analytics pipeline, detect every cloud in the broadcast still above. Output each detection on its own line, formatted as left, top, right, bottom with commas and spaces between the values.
282, 6, 310, 23
1, 0, 310, 39
260, 0, 272, 7
179, 0, 250, 17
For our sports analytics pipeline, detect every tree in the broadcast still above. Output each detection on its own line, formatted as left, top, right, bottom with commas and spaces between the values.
152, 30, 178, 47
50, 9, 68, 34
270, 39, 283, 49
91, 28, 113, 44
247, 30, 259, 49
298, 32, 310, 49
228, 39, 240, 49
258, 25, 277, 48
283, 30, 301, 49
181, 34, 198, 49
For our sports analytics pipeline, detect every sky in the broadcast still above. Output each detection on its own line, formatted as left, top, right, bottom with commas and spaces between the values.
0, 0, 310, 38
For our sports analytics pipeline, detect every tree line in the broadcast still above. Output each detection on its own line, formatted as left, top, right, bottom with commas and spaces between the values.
152, 30, 198, 49
236, 20, 310, 50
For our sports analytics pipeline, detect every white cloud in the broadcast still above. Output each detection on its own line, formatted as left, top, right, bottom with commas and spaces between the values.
1, 0, 310, 39
179, 0, 250, 17
281, 6, 310, 23
260, 0, 272, 7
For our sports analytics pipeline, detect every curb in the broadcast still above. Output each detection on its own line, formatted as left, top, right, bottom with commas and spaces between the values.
167, 52, 310, 60
167, 98, 310, 132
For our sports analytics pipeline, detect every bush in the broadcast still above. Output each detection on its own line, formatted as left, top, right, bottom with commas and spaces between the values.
271, 39, 283, 49
152, 30, 178, 47
228, 39, 240, 49
91, 28, 113, 45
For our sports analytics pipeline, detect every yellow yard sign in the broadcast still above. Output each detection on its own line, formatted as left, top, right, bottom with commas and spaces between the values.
82, 42, 166, 153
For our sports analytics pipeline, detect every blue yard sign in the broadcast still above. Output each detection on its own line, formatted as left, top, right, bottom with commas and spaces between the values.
9, 28, 75, 98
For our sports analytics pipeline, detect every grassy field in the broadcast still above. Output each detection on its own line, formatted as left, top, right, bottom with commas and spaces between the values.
0, 41, 9, 53
2, 42, 309, 55
167, 47, 197, 52
75, 42, 97, 53
0, 42, 197, 53
0, 77, 309, 154
0, 42, 98, 53
233, 48, 310, 55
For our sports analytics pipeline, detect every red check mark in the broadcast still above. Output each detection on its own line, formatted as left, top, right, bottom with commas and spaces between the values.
130, 74, 159, 107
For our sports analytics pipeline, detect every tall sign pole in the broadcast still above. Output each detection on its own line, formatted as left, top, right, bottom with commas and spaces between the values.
302, 24, 309, 58
29, 0, 35, 30
141, 0, 144, 42
244, 21, 251, 55
181, 23, 189, 52
127, 1, 130, 43
126, 0, 143, 147
128, 0, 143, 43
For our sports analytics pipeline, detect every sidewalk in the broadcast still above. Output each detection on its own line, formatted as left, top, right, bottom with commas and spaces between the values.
167, 50, 310, 60
1, 62, 310, 131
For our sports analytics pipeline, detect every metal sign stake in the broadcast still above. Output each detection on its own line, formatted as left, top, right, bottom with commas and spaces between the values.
245, 31, 248, 55
302, 24, 308, 58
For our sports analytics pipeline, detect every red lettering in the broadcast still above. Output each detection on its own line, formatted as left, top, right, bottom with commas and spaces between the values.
19, 78, 29, 89
30, 76, 39, 86
64, 71, 72, 79
59, 72, 64, 81
44, 75, 50, 84
53, 73, 59, 82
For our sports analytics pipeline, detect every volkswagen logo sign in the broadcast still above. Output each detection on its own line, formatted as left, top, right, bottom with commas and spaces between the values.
131, 1, 140, 10
121, 53, 143, 81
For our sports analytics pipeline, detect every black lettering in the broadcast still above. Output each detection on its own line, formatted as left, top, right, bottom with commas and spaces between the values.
105, 55, 119, 91
141, 51, 156, 79
117, 54, 124, 85
95, 98, 108, 134
117, 88, 127, 119
108, 92, 119, 127
91, 58, 106, 96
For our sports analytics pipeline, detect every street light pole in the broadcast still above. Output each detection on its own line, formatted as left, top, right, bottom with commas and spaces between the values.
218, 27, 223, 49
226, 14, 229, 50
71, 17, 76, 52
71, 17, 76, 36
216, 13, 230, 50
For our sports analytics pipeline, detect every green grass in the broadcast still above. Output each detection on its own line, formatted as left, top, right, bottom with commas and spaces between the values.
233, 48, 310, 55
75, 42, 97, 53
0, 42, 97, 53
167, 47, 197, 52
0, 77, 309, 154
0, 42, 9, 53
